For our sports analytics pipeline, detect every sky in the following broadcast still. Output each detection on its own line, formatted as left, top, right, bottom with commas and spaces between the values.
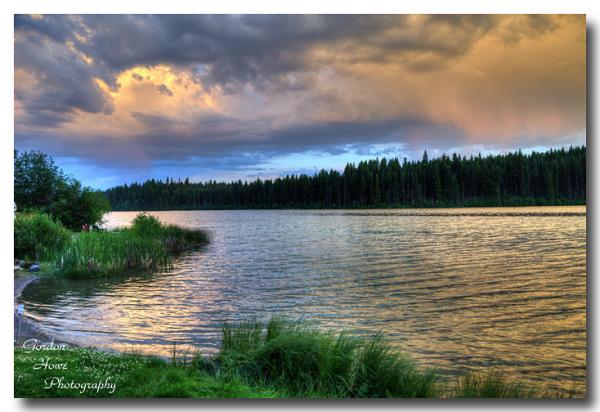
14, 14, 586, 189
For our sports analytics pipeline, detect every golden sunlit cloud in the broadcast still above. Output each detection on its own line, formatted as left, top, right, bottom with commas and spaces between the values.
14, 14, 586, 185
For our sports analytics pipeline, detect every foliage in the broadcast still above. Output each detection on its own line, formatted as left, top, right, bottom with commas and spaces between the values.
57, 231, 170, 278
453, 370, 538, 398
14, 150, 61, 210
215, 318, 439, 398
14, 348, 281, 398
105, 146, 586, 210
130, 214, 163, 237
56, 213, 209, 278
15, 318, 571, 398
130, 213, 211, 253
14, 212, 71, 260
14, 150, 111, 229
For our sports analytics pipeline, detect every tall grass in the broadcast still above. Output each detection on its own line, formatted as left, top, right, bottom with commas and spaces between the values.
56, 213, 210, 278
58, 231, 170, 278
453, 370, 539, 398
190, 317, 565, 398
208, 317, 439, 398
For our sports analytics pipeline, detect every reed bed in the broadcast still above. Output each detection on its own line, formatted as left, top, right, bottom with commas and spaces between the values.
56, 213, 210, 278
58, 231, 170, 278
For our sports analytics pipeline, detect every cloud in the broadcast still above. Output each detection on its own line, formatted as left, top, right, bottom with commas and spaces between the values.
14, 14, 586, 187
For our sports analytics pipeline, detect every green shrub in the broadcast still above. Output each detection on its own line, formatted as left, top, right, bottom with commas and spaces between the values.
130, 214, 163, 237
14, 212, 71, 260
250, 329, 358, 396
130, 213, 210, 253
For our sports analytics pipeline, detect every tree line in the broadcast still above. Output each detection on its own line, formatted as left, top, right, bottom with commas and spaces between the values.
105, 146, 586, 211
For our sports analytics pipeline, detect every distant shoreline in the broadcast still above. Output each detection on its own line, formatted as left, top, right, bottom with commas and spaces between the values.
105, 204, 586, 214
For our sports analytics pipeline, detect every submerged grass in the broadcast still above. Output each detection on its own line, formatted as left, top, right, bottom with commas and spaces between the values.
14, 317, 572, 398
54, 213, 210, 278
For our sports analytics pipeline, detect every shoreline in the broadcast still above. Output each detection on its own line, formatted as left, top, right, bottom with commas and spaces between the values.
14, 272, 75, 347
13, 271, 583, 398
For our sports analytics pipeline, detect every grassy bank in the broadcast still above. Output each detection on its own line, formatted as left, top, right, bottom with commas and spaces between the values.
14, 318, 565, 398
15, 212, 210, 278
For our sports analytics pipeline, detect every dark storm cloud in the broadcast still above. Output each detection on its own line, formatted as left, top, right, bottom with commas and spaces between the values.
14, 14, 565, 125
14, 14, 583, 187
14, 15, 522, 100
15, 115, 463, 170
70, 14, 504, 85
15, 24, 114, 121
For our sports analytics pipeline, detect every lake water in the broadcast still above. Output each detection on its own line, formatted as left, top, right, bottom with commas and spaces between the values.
19, 206, 587, 395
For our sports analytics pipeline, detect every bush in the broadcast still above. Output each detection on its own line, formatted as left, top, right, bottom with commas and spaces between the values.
130, 213, 210, 253
14, 212, 71, 260
351, 334, 437, 397
130, 214, 163, 237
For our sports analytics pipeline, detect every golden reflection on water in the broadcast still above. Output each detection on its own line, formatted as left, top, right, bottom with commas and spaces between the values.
20, 206, 586, 395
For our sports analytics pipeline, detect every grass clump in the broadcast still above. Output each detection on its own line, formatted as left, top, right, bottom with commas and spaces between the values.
55, 213, 210, 278
453, 370, 539, 398
14, 212, 71, 261
213, 317, 439, 398
351, 334, 437, 397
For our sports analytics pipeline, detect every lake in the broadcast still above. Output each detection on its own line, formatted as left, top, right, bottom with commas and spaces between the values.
19, 206, 587, 394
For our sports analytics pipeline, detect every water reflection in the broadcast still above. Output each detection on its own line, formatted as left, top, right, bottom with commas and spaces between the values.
19, 206, 586, 395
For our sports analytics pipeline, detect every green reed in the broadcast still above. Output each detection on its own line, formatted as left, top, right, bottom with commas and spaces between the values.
57, 231, 170, 278
56, 213, 210, 278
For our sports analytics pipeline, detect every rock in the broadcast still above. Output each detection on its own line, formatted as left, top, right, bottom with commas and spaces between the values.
28, 264, 41, 272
